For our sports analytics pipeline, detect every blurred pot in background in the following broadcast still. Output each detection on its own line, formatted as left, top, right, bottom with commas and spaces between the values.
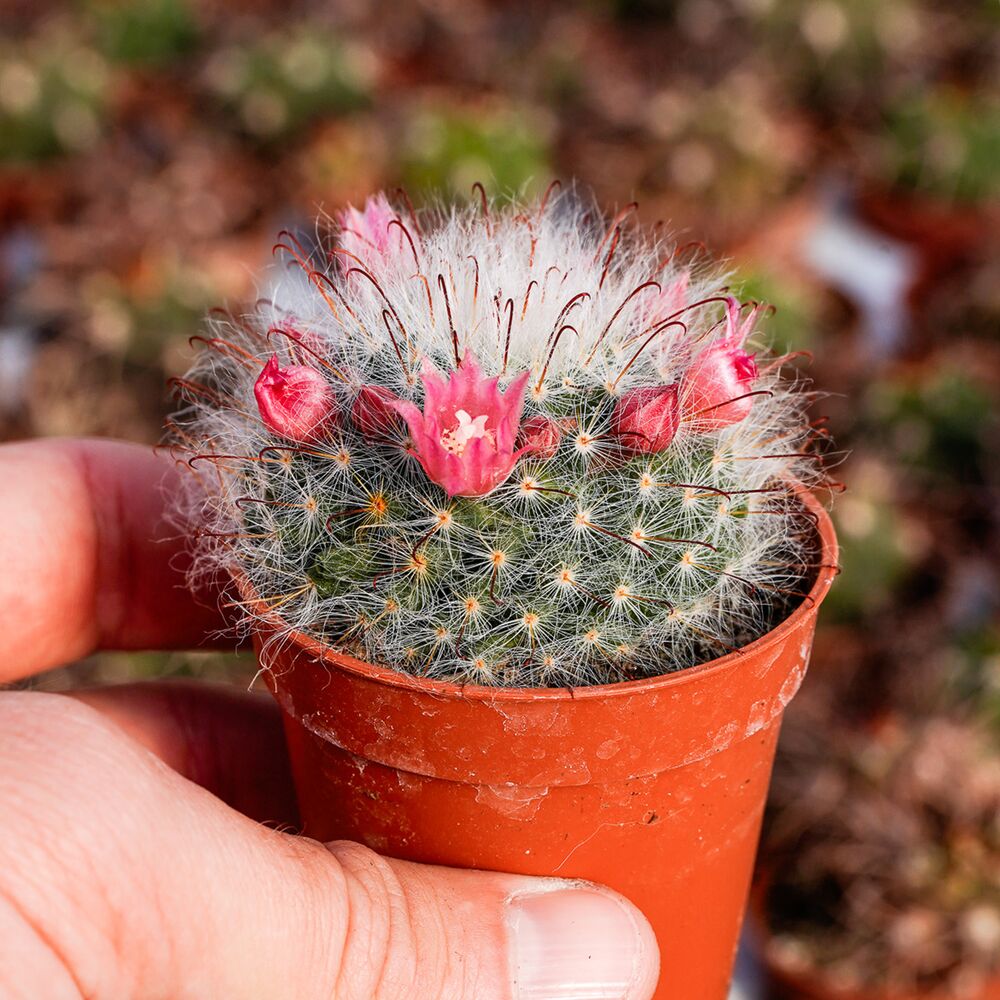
755, 708, 1000, 1000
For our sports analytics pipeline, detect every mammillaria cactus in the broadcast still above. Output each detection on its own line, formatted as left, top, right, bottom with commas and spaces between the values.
172, 188, 826, 687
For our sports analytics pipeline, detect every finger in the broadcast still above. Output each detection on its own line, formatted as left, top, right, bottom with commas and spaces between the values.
68, 680, 299, 828
0, 438, 228, 682
0, 692, 660, 1000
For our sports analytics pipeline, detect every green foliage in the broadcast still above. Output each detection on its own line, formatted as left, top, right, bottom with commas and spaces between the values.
0, 37, 107, 162
868, 369, 994, 489
826, 474, 912, 622
206, 28, 371, 141
886, 89, 1000, 203
748, 0, 890, 105
732, 269, 819, 357
400, 106, 551, 200
89, 0, 200, 67
952, 625, 1000, 736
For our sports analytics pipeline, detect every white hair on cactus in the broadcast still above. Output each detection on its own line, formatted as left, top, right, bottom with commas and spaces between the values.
171, 187, 826, 687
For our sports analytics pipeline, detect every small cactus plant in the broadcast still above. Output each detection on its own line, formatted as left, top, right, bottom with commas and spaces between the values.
172, 188, 826, 687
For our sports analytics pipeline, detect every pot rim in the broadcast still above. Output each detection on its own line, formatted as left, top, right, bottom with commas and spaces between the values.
240, 484, 838, 703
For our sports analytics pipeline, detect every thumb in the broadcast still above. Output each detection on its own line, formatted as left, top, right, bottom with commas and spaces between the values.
299, 842, 659, 1000
0, 692, 660, 1000
289, 841, 661, 1000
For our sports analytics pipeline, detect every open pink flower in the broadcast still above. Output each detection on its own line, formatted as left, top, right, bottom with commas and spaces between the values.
681, 297, 760, 432
612, 385, 680, 454
391, 352, 531, 497
336, 193, 405, 272
254, 355, 336, 444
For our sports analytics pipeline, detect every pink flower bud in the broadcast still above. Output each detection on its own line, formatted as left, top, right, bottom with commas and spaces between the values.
254, 355, 336, 444
681, 297, 760, 432
391, 351, 531, 497
336, 192, 406, 272
352, 385, 403, 442
611, 385, 680, 454
517, 415, 565, 460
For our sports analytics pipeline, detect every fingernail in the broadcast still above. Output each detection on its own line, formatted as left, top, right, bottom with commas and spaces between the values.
506, 882, 659, 999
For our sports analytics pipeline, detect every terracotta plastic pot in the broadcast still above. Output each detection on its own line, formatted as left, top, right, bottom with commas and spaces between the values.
253, 490, 837, 1000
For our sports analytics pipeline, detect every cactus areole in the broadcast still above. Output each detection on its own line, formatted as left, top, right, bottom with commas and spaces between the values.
173, 190, 838, 1000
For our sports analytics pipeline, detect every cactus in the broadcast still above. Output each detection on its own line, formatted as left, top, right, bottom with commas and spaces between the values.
172, 188, 825, 687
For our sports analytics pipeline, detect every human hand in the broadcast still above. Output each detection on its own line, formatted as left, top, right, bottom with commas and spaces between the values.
0, 438, 660, 1000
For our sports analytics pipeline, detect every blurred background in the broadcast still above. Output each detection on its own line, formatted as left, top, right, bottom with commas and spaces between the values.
1, 1, 997, 996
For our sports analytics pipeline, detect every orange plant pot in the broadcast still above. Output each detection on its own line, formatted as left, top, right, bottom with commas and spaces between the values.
255, 491, 837, 1000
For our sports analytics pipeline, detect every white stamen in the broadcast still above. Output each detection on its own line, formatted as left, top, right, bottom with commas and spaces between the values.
441, 409, 491, 454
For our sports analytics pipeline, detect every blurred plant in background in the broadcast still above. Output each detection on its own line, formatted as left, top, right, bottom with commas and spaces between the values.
763, 708, 1000, 996
398, 102, 550, 198
90, 0, 200, 68
203, 26, 374, 143
887, 89, 1000, 204
0, 19, 109, 162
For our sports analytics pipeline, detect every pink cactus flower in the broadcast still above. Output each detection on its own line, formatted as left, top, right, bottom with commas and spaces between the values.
352, 384, 403, 442
681, 297, 760, 432
254, 355, 336, 444
612, 384, 680, 454
391, 352, 531, 497
336, 192, 405, 271
516, 415, 566, 460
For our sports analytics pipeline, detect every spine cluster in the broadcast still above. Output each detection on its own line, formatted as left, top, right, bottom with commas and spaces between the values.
172, 188, 826, 687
